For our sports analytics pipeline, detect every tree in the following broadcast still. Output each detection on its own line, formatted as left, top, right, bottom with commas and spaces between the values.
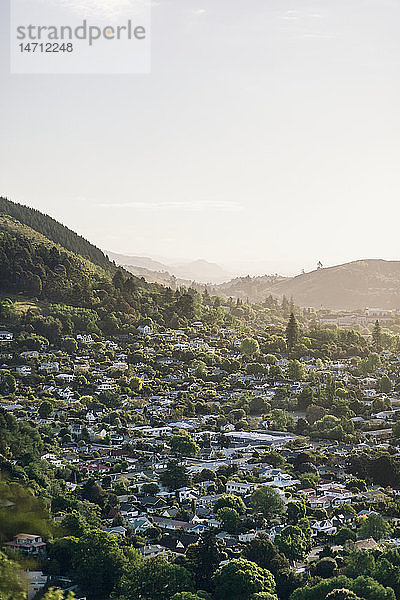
39, 400, 53, 419
286, 313, 299, 353
212, 558, 276, 600
160, 461, 190, 491
242, 533, 289, 575
344, 550, 375, 578
80, 478, 105, 507
275, 525, 308, 560
286, 501, 306, 525
240, 338, 260, 358
372, 320, 382, 351
42, 590, 76, 600
250, 397, 270, 415
0, 551, 26, 600
287, 360, 305, 381
186, 531, 227, 590
130, 376, 143, 393
170, 431, 200, 458
250, 486, 284, 519
141, 482, 160, 495
72, 529, 127, 599
314, 557, 337, 578
61, 337, 78, 354
392, 421, 400, 439
335, 527, 356, 545
214, 494, 246, 515
117, 556, 194, 600
359, 513, 392, 541
291, 575, 395, 600
217, 507, 240, 534
378, 375, 393, 394
326, 591, 361, 600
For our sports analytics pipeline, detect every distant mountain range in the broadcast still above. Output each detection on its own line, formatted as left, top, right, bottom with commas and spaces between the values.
3, 196, 400, 312
109, 252, 400, 310
107, 251, 232, 284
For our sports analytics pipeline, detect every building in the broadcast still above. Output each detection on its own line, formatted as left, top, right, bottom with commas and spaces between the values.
5, 534, 46, 556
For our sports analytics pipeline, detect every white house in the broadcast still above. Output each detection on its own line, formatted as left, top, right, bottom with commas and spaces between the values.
312, 519, 337, 536
226, 481, 256, 495
0, 331, 13, 341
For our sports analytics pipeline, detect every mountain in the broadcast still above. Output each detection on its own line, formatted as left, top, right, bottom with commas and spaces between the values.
107, 251, 232, 284
107, 252, 170, 273
171, 259, 231, 283
213, 260, 400, 310
0, 196, 110, 268
0, 198, 245, 333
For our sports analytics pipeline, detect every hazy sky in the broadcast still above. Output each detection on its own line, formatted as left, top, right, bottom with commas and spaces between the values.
1, 0, 400, 276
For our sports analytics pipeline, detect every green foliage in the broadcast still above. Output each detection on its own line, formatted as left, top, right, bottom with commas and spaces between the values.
242, 533, 289, 574
0, 551, 26, 600
213, 558, 276, 600
240, 338, 260, 357
214, 494, 246, 515
185, 532, 227, 590
0, 481, 51, 542
359, 514, 392, 541
160, 461, 190, 491
170, 430, 200, 457
286, 313, 299, 353
0, 196, 109, 267
116, 556, 194, 600
217, 507, 240, 533
275, 526, 308, 560
250, 486, 285, 519
72, 529, 128, 599
290, 575, 395, 600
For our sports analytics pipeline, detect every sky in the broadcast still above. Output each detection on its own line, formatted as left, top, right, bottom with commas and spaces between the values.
0, 0, 400, 276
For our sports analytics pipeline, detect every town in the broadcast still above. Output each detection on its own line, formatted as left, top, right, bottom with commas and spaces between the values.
2, 295, 400, 600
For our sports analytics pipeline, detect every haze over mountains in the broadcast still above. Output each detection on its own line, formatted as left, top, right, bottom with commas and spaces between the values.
2, 196, 400, 312
109, 248, 400, 311
107, 251, 233, 284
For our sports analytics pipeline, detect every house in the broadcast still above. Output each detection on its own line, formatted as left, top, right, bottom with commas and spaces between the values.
103, 526, 127, 536
56, 373, 75, 384
128, 516, 152, 534
16, 365, 32, 376
39, 362, 60, 373
138, 325, 152, 335
177, 487, 198, 503
311, 519, 337, 537
139, 544, 167, 558
40, 453, 63, 468
5, 534, 46, 556
76, 334, 93, 343
0, 331, 13, 341
226, 481, 256, 495
308, 496, 331, 510
27, 571, 48, 600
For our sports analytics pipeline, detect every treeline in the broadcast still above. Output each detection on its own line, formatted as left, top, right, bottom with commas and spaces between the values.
0, 196, 110, 268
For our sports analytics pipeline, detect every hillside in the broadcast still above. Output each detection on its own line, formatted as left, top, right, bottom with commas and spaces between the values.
0, 196, 110, 268
272, 259, 400, 310
212, 260, 400, 310
0, 199, 258, 332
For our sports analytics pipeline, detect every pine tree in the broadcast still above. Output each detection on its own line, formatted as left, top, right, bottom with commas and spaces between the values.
372, 319, 382, 350
286, 312, 299, 353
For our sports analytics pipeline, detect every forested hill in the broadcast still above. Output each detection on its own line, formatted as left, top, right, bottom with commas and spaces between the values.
0, 196, 110, 268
